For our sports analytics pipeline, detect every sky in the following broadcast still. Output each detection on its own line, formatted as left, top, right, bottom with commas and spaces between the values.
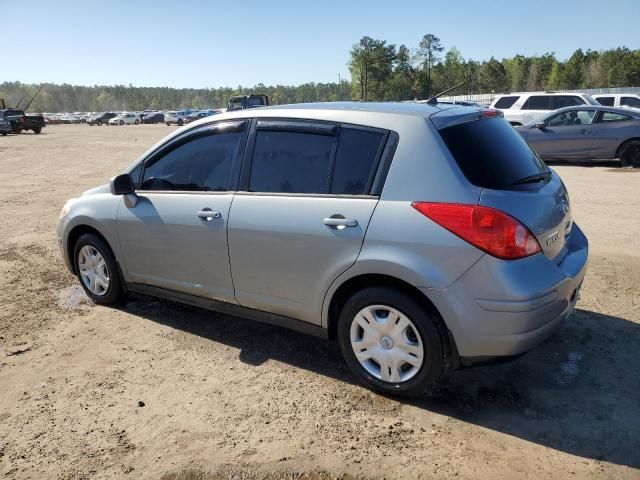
3, 0, 639, 89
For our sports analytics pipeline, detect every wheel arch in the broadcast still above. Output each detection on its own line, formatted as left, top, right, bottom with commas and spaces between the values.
325, 273, 458, 369
615, 137, 640, 159
66, 224, 115, 275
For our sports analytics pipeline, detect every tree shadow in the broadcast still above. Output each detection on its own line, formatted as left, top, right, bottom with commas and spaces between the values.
122, 295, 640, 469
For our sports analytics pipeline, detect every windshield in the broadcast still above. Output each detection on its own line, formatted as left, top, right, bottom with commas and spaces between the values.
439, 117, 548, 190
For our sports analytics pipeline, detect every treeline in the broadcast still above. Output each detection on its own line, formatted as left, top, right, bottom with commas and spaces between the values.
2, 37, 639, 112
349, 35, 640, 101
0, 82, 352, 113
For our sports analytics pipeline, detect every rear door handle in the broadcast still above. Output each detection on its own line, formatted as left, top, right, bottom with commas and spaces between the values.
323, 217, 358, 227
197, 209, 221, 221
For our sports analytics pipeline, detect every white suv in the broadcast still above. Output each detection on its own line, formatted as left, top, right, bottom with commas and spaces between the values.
490, 92, 599, 125
592, 93, 640, 110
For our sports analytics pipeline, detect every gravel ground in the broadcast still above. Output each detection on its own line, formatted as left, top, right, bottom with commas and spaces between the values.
0, 125, 639, 480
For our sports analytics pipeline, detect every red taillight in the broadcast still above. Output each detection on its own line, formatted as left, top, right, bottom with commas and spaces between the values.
480, 109, 502, 118
411, 202, 541, 260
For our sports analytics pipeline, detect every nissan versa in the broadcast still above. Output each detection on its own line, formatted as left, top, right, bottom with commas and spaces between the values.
57, 102, 588, 396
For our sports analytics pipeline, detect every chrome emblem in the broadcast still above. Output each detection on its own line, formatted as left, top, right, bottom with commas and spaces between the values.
546, 231, 560, 246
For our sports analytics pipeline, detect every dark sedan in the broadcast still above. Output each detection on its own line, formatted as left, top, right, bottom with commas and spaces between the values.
141, 112, 164, 124
516, 106, 640, 167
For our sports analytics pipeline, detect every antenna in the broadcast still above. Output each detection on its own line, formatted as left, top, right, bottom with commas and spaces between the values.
14, 94, 26, 109
425, 82, 464, 105
22, 85, 43, 112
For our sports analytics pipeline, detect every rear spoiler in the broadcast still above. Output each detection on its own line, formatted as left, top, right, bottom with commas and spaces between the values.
430, 108, 503, 130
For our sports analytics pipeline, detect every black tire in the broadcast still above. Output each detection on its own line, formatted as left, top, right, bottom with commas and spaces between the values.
620, 139, 640, 168
33, 127, 42, 134
119, 120, 124, 125
177, 119, 183, 126
97, 120, 102, 126
337, 287, 447, 397
134, 119, 139, 125
73, 233, 126, 305
166, 122, 171, 126
2, 132, 7, 136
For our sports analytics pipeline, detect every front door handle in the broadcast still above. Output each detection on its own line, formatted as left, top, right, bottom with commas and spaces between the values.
323, 217, 358, 228
197, 209, 221, 221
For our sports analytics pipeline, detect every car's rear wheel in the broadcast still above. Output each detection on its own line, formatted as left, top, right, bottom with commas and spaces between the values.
177, 119, 183, 126
33, 127, 42, 134
337, 287, 446, 397
166, 122, 171, 126
134, 119, 139, 125
73, 233, 125, 305
620, 139, 640, 168
119, 120, 124, 125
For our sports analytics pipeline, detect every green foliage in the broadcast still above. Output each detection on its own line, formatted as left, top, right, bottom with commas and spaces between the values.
2, 41, 639, 112
0, 81, 352, 113
347, 35, 640, 101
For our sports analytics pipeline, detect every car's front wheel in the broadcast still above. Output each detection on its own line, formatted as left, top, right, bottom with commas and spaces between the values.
337, 287, 446, 397
73, 233, 125, 305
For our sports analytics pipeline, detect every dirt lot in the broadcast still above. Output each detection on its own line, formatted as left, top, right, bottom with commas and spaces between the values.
0, 125, 639, 480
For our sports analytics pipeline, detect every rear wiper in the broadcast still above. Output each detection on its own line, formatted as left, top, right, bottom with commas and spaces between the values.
511, 171, 551, 186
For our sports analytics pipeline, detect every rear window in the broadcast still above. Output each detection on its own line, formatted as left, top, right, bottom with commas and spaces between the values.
439, 118, 548, 190
493, 96, 520, 109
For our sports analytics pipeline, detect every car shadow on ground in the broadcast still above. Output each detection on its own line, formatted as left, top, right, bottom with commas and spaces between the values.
123, 295, 640, 469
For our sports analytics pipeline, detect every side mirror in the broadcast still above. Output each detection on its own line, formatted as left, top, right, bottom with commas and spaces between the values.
110, 173, 134, 195
534, 122, 546, 129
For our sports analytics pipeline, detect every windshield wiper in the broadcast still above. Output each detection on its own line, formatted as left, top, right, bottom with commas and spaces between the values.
511, 171, 551, 186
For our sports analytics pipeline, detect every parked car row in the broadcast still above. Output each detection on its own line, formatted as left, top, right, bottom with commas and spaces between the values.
485, 91, 640, 167
489, 91, 640, 125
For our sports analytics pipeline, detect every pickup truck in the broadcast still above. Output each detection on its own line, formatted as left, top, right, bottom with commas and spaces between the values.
227, 94, 269, 111
592, 93, 640, 110
0, 109, 45, 134
23, 113, 46, 134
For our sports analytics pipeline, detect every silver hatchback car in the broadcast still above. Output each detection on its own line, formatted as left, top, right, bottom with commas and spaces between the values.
57, 103, 588, 396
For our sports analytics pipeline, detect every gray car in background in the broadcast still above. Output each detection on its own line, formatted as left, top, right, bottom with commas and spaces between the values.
57, 103, 588, 396
516, 105, 640, 167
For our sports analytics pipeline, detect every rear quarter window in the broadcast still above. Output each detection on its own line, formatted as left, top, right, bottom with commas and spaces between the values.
331, 128, 385, 195
439, 118, 548, 190
493, 96, 520, 109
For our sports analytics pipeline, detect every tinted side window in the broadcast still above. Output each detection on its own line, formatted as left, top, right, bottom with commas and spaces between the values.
597, 96, 615, 106
331, 128, 385, 195
439, 118, 547, 190
494, 96, 520, 109
553, 96, 585, 109
600, 112, 632, 123
522, 96, 551, 110
249, 130, 336, 194
621, 96, 640, 108
141, 132, 243, 191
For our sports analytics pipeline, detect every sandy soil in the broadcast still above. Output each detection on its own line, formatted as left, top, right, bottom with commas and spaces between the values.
0, 125, 639, 480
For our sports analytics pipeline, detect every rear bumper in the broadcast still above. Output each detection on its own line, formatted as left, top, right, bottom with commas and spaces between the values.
424, 223, 588, 359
